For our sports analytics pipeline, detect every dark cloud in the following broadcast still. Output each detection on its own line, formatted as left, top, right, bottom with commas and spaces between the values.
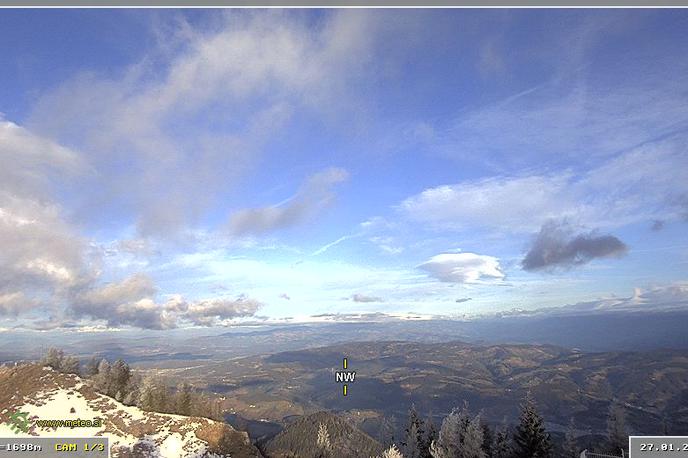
522, 220, 627, 271
351, 293, 384, 303
455, 297, 472, 303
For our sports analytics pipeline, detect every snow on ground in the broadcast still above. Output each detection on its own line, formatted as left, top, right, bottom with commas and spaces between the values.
0, 365, 225, 457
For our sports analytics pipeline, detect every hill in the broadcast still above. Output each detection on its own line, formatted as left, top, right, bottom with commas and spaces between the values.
263, 411, 384, 458
0, 363, 262, 458
185, 340, 688, 440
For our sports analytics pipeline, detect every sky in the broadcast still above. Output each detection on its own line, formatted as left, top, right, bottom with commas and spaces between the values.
0, 8, 687, 331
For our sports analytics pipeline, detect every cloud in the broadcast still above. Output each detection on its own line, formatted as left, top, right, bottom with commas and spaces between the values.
455, 297, 472, 303
70, 274, 176, 330
418, 252, 505, 283
351, 293, 384, 303
0, 120, 95, 319
425, 52, 688, 169
521, 220, 627, 272
228, 167, 349, 236
524, 282, 688, 316
399, 138, 688, 232
70, 274, 261, 329
184, 296, 262, 326
28, 11, 375, 237
0, 292, 39, 316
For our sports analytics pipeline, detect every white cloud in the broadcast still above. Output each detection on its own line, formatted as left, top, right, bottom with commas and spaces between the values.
400, 138, 688, 232
28, 11, 375, 237
417, 252, 505, 284
184, 296, 262, 326
533, 282, 688, 315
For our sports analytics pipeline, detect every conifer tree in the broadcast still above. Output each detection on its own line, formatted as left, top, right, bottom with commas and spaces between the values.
429, 404, 485, 458
562, 418, 579, 458
606, 403, 628, 455
402, 405, 425, 458
481, 422, 493, 457
316, 422, 332, 458
512, 393, 553, 458
492, 423, 512, 458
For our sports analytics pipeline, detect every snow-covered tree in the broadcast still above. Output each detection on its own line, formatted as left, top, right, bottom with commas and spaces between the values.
376, 444, 404, 458
317, 422, 332, 457
512, 393, 553, 458
93, 359, 111, 394
41, 348, 65, 370
60, 356, 80, 375
429, 404, 485, 458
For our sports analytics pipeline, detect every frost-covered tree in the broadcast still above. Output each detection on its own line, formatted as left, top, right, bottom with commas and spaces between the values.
317, 422, 332, 457
60, 356, 80, 375
429, 404, 485, 458
110, 359, 131, 398
606, 403, 628, 455
84, 356, 100, 377
512, 393, 553, 458
376, 444, 404, 458
41, 348, 65, 370
92, 359, 111, 394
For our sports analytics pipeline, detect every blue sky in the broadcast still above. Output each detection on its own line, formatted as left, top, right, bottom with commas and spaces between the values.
1, 9, 687, 330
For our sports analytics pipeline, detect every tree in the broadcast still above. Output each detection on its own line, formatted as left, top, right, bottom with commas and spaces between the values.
606, 403, 628, 455
562, 418, 579, 458
174, 383, 193, 416
512, 393, 553, 458
377, 444, 404, 458
41, 348, 64, 371
491, 423, 511, 458
481, 422, 492, 457
316, 422, 332, 458
60, 356, 80, 375
421, 416, 438, 458
84, 356, 100, 377
378, 415, 397, 448
429, 404, 485, 458
92, 359, 111, 395
110, 359, 131, 398
402, 405, 425, 458
138, 376, 167, 412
